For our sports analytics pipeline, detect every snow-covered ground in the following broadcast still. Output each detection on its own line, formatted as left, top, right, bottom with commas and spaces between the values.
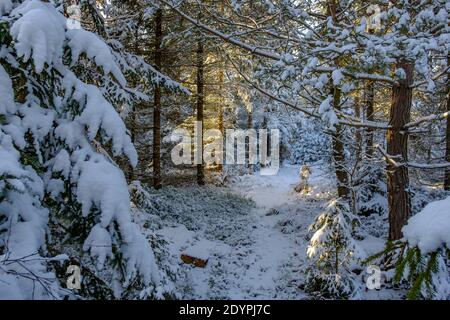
140, 165, 328, 299
137, 164, 404, 299
225, 164, 329, 299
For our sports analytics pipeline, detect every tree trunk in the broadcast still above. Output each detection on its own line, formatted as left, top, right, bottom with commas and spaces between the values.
332, 86, 350, 199
365, 80, 375, 158
216, 2, 225, 173
196, 30, 205, 185
153, 8, 162, 189
386, 61, 413, 241
444, 58, 450, 190
217, 68, 224, 172
327, 0, 349, 200
354, 91, 362, 161
129, 19, 141, 182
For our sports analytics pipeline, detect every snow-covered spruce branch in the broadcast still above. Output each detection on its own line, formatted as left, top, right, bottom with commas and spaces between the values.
194, 1, 305, 44
341, 71, 398, 86
0, 0, 163, 299
309, 66, 399, 85
162, 0, 400, 88
224, 54, 317, 117
226, 54, 392, 131
159, 0, 410, 135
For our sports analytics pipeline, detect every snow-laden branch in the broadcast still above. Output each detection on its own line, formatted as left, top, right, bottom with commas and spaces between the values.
192, 1, 305, 44
227, 55, 393, 131
403, 111, 450, 129
315, 67, 398, 85
226, 55, 318, 117
336, 112, 392, 130
412, 66, 450, 88
377, 145, 450, 169
159, 0, 282, 61
343, 71, 397, 85
406, 162, 450, 169
162, 0, 444, 133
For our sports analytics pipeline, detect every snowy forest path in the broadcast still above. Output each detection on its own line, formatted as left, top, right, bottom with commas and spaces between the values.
225, 165, 330, 299
150, 165, 331, 299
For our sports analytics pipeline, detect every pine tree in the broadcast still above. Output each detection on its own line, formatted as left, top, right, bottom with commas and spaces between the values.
0, 0, 161, 299
305, 199, 362, 299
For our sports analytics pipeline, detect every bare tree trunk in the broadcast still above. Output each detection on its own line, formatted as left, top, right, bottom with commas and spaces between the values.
217, 68, 224, 172
153, 8, 162, 189
196, 30, 205, 185
332, 86, 350, 199
327, 0, 349, 200
387, 61, 413, 241
444, 58, 450, 190
365, 80, 375, 158
128, 18, 141, 182
354, 91, 362, 161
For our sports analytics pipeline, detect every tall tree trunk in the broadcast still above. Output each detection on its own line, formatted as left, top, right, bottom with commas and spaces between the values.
332, 86, 350, 199
327, 0, 349, 200
354, 91, 362, 161
365, 80, 375, 158
128, 19, 141, 182
386, 61, 413, 241
247, 108, 254, 170
216, 2, 225, 173
153, 8, 162, 189
196, 30, 205, 185
217, 68, 224, 172
444, 58, 450, 190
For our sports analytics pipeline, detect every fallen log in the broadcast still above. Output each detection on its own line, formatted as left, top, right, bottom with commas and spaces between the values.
181, 254, 209, 268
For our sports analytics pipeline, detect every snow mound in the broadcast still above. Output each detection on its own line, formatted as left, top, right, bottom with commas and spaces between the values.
403, 196, 450, 253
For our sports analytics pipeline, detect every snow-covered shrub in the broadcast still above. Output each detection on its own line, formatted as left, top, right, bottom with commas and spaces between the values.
392, 246, 449, 300
129, 181, 190, 299
367, 197, 450, 299
403, 197, 450, 254
0, 0, 160, 299
304, 272, 355, 300
410, 184, 449, 215
399, 197, 450, 299
351, 161, 388, 238
355, 163, 387, 217
305, 199, 363, 299
281, 118, 330, 165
